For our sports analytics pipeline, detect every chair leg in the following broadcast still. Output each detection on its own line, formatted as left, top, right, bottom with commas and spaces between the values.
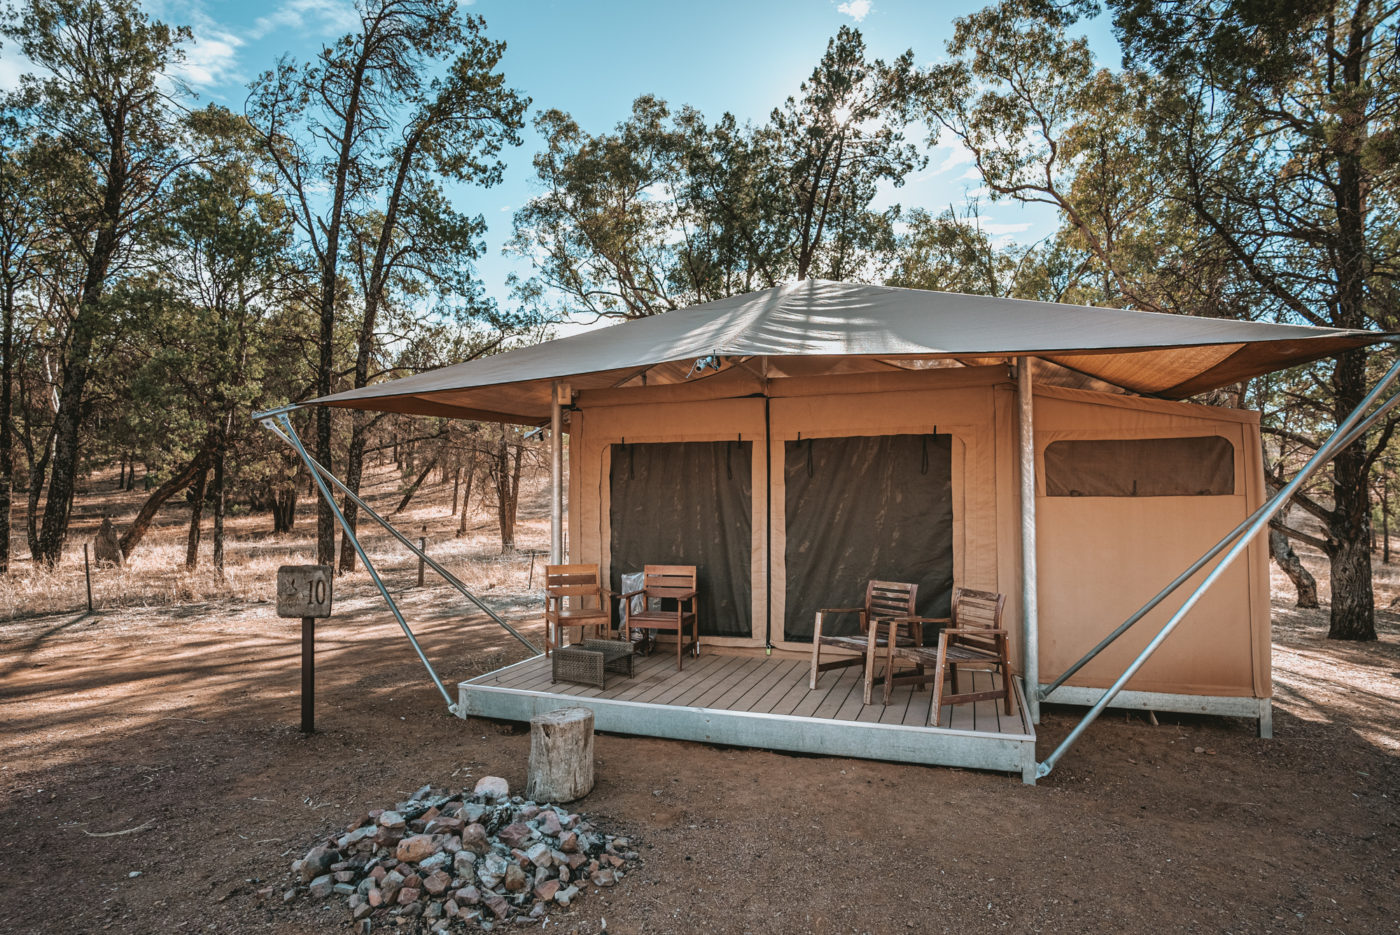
882, 628, 897, 706
862, 621, 880, 705
809, 612, 823, 690
929, 638, 948, 727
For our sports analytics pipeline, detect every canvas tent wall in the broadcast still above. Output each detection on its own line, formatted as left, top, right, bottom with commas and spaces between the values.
566, 364, 1271, 702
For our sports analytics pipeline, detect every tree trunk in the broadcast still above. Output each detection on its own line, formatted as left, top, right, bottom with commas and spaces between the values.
272, 485, 298, 534
118, 447, 213, 558
525, 706, 595, 803
212, 447, 226, 576
184, 465, 209, 569
1327, 348, 1377, 640
1269, 528, 1319, 609
337, 418, 367, 575
0, 278, 12, 575
451, 465, 460, 514
394, 454, 439, 514
456, 452, 476, 538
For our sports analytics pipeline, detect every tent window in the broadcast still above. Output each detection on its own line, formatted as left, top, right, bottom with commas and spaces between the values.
1044, 436, 1235, 497
609, 441, 752, 638
783, 434, 954, 643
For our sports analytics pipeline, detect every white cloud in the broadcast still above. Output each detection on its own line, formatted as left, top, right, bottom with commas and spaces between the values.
978, 221, 1031, 236
922, 142, 975, 179
251, 0, 360, 40
837, 0, 872, 22
174, 24, 245, 88
0, 49, 33, 91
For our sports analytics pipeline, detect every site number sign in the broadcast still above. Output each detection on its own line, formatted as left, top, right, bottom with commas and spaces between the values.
277, 565, 334, 619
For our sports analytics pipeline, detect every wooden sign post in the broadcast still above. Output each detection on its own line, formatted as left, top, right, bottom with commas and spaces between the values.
277, 565, 333, 734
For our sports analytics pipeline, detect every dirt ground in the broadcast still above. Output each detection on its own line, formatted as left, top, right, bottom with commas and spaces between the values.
2, 581, 1397, 935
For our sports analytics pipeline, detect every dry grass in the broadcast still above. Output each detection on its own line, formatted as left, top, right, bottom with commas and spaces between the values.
0, 458, 554, 622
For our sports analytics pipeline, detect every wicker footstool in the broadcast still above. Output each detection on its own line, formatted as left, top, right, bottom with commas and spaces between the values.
551, 639, 636, 690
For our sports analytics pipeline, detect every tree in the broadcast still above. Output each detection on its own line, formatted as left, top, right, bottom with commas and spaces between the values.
767, 25, 924, 281
510, 27, 924, 322
117, 108, 298, 566
1103, 0, 1400, 639
248, 0, 527, 570
0, 114, 46, 573
2, 0, 194, 565
925, 0, 1399, 640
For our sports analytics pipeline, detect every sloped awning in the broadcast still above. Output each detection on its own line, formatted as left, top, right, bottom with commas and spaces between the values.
305, 280, 1388, 423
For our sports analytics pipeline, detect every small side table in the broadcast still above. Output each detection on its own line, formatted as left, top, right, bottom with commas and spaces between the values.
551, 639, 636, 690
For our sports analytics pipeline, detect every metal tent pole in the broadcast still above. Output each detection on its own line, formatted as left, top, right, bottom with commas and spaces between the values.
260, 418, 540, 655
1018, 357, 1041, 725
551, 383, 563, 565
1036, 357, 1400, 779
1039, 380, 1400, 700
273, 414, 456, 709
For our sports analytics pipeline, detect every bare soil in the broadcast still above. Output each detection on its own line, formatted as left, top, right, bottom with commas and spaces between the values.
1, 471, 1398, 934
1, 586, 1395, 935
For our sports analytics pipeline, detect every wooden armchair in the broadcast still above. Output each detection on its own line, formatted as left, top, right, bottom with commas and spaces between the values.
620, 564, 700, 671
543, 564, 612, 656
808, 580, 921, 705
879, 587, 1010, 724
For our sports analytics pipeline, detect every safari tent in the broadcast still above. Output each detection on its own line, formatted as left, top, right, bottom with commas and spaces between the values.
263, 280, 1390, 782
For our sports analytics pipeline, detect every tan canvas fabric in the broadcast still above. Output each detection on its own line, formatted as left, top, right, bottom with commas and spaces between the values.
567, 372, 1270, 699
304, 280, 1382, 422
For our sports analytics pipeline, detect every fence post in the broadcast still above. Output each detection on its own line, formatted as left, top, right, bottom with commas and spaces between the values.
83, 543, 93, 612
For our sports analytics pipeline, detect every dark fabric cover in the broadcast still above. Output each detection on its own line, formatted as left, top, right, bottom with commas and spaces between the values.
609, 441, 752, 638
1044, 436, 1236, 497
784, 434, 954, 642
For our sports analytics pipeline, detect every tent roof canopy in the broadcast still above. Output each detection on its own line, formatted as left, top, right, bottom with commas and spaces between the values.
306, 280, 1389, 423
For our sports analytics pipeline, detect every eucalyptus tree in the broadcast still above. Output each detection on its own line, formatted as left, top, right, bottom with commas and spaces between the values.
0, 114, 45, 573
767, 25, 924, 281
511, 27, 923, 322
2, 0, 195, 565
1103, 0, 1400, 640
924, 0, 1400, 639
115, 108, 299, 567
247, 0, 527, 570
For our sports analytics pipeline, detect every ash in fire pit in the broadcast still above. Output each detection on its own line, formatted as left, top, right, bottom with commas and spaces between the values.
285, 775, 639, 931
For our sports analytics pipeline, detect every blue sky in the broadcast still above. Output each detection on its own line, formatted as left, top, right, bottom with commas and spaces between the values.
3, 0, 1121, 320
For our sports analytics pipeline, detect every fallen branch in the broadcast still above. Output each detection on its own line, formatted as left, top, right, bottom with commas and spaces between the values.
82, 819, 154, 837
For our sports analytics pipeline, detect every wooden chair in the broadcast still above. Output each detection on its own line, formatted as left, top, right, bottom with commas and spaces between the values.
879, 587, 1010, 724
543, 564, 612, 656
620, 564, 700, 671
808, 580, 921, 705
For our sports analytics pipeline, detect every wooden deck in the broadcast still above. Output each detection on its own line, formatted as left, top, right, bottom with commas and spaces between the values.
457, 648, 1037, 783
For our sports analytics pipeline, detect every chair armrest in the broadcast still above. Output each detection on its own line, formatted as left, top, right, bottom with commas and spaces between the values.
672, 589, 698, 600
885, 615, 950, 625
618, 589, 644, 599
941, 627, 1009, 635
818, 606, 865, 615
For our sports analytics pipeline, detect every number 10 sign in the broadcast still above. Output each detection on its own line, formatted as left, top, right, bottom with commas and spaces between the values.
277, 564, 333, 618
277, 564, 333, 734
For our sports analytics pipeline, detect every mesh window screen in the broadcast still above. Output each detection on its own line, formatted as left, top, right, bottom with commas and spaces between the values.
783, 434, 954, 643
608, 441, 752, 638
1044, 436, 1235, 497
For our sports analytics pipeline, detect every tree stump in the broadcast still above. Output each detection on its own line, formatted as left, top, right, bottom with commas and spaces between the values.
93, 518, 123, 567
526, 706, 595, 802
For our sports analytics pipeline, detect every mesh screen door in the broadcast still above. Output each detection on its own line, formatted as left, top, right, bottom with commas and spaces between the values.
609, 441, 752, 638
783, 434, 954, 642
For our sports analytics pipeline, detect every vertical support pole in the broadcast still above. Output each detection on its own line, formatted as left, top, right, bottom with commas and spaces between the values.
417, 536, 426, 587
300, 615, 315, 734
550, 382, 564, 565
83, 543, 93, 612
1018, 357, 1041, 725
